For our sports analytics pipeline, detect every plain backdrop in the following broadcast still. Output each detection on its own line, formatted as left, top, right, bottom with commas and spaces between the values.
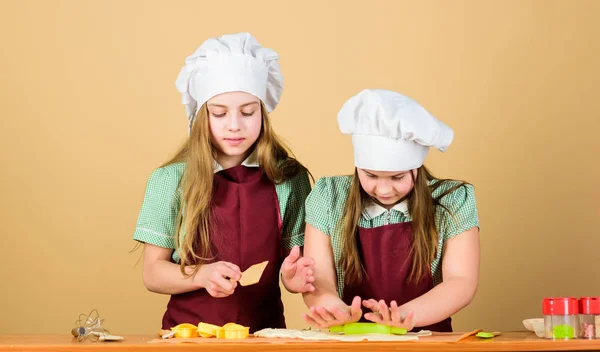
1, 0, 599, 335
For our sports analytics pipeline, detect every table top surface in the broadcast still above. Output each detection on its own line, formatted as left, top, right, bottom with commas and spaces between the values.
2, 331, 600, 351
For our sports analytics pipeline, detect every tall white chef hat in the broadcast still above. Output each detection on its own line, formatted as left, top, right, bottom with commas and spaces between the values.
175, 32, 284, 135
337, 89, 454, 171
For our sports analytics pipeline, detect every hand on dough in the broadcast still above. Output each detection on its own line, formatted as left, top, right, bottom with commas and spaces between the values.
362, 299, 416, 330
303, 296, 363, 329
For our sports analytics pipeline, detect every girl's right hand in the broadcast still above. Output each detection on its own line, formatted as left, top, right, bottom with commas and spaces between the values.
303, 296, 363, 329
196, 261, 242, 298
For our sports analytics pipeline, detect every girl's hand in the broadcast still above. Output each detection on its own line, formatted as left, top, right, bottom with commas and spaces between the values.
303, 296, 363, 329
196, 261, 242, 298
280, 246, 316, 293
362, 299, 416, 330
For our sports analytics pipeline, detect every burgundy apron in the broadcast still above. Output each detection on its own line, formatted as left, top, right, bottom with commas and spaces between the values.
342, 222, 452, 332
161, 165, 285, 333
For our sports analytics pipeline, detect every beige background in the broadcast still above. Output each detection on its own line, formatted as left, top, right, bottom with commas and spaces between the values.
1, 0, 599, 335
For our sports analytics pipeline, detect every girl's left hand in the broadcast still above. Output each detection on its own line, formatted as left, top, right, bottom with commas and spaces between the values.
280, 245, 316, 293
362, 299, 416, 330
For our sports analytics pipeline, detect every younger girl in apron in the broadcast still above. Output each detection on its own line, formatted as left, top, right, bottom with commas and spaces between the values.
296, 89, 479, 332
132, 32, 315, 333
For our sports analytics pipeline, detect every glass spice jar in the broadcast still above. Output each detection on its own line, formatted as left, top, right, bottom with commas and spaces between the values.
542, 297, 579, 340
579, 297, 600, 339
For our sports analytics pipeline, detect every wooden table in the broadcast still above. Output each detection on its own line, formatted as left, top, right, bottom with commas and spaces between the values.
2, 332, 600, 351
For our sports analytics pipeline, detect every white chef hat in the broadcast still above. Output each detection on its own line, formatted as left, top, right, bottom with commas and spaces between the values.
337, 89, 454, 171
175, 32, 284, 135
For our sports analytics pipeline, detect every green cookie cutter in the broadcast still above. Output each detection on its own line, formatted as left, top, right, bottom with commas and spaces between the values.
329, 322, 408, 335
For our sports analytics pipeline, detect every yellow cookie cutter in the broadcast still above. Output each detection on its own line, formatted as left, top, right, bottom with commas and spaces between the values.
170, 322, 249, 339
217, 323, 249, 339
197, 322, 223, 338
170, 323, 199, 338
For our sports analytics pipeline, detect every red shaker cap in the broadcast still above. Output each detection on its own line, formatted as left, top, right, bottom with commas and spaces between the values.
579, 297, 600, 315
542, 297, 579, 315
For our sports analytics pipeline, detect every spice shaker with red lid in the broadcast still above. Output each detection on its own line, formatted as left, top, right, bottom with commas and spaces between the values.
542, 297, 579, 339
579, 297, 600, 339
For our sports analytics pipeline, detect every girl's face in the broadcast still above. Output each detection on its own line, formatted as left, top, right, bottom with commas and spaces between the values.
356, 168, 417, 208
207, 91, 262, 163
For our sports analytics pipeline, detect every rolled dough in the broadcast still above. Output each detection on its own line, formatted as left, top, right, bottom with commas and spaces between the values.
253, 328, 431, 341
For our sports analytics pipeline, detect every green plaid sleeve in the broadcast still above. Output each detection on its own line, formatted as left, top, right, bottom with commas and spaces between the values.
132, 165, 183, 249
305, 177, 334, 236
305, 176, 351, 236
436, 182, 479, 240
280, 170, 312, 249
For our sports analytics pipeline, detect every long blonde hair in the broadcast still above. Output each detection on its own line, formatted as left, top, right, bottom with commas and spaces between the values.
339, 166, 468, 285
163, 102, 308, 276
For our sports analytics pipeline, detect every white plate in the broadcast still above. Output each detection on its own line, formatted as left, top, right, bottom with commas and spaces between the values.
523, 318, 545, 338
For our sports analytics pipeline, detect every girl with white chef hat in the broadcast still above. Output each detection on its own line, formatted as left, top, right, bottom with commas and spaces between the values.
296, 89, 480, 331
132, 32, 315, 333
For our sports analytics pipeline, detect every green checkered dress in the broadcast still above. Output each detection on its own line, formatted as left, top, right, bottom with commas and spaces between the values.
305, 176, 479, 297
132, 162, 312, 262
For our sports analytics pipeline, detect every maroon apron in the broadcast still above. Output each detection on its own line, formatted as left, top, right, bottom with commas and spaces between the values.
342, 222, 452, 332
161, 165, 285, 333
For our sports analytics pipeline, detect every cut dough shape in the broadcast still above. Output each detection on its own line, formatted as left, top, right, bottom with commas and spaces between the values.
239, 261, 268, 286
